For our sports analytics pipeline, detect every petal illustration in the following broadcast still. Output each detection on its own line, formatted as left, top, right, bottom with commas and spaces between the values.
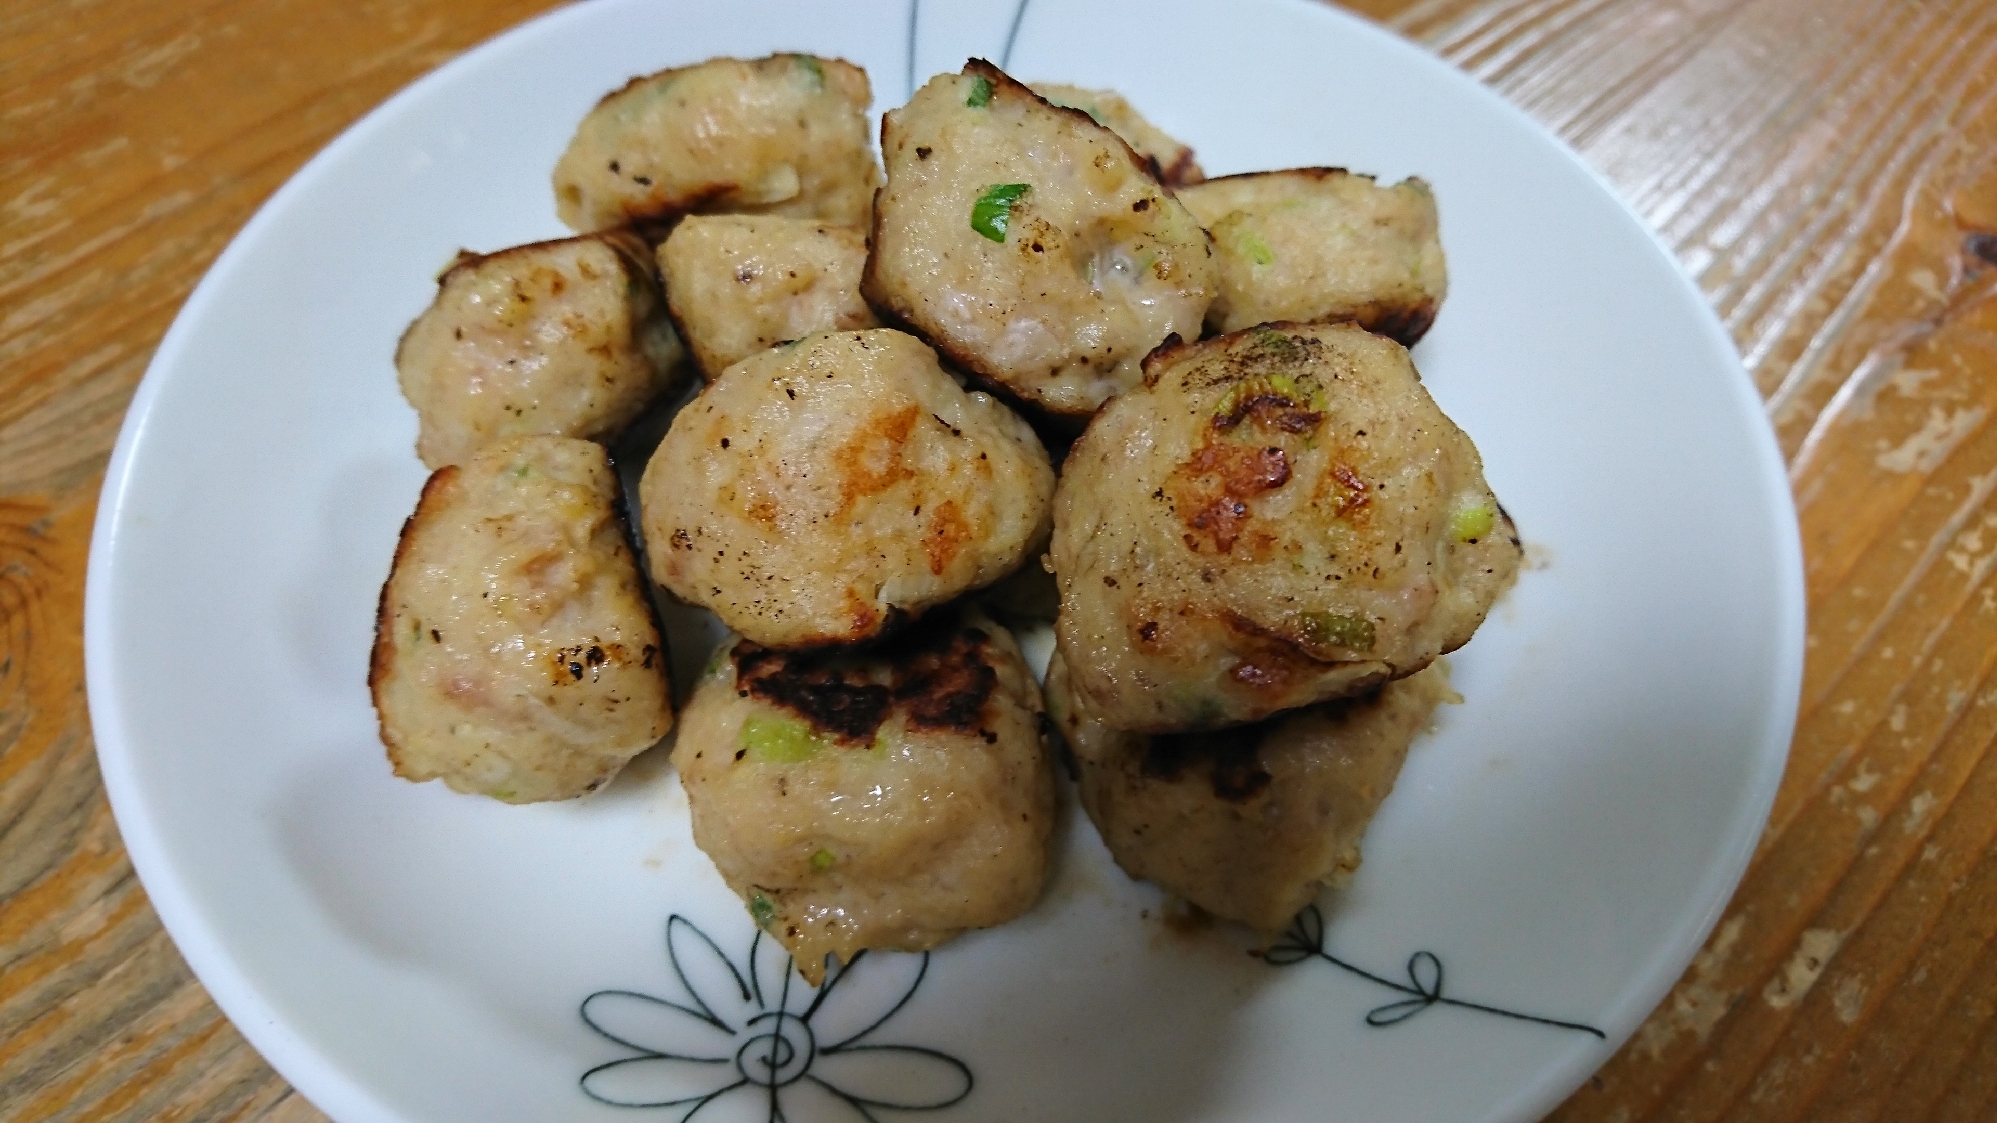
774, 1073, 886, 1123
580, 1055, 741, 1110
806, 950, 928, 1049
1264, 904, 1325, 966
749, 929, 814, 1017
813, 1045, 974, 1111
683, 1083, 792, 1123
581, 990, 737, 1058
668, 914, 758, 1032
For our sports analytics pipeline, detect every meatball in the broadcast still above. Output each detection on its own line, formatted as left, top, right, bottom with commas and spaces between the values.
1052, 323, 1520, 732
395, 232, 684, 470
640, 329, 1055, 648
672, 610, 1054, 983
657, 215, 878, 380
862, 60, 1216, 418
1030, 83, 1203, 187
553, 54, 880, 233
1178, 169, 1447, 344
370, 437, 673, 803
1049, 654, 1450, 932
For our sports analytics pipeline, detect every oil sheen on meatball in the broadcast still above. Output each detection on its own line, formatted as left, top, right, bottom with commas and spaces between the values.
553, 54, 880, 233
672, 610, 1054, 983
370, 437, 673, 803
1178, 169, 1448, 344
641, 329, 1055, 648
1052, 323, 1520, 732
1048, 653, 1449, 931
396, 233, 683, 470
658, 215, 879, 380
862, 61, 1216, 418
1030, 83, 1203, 187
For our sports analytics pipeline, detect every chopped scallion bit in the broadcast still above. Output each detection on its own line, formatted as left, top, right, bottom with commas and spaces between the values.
794, 55, 825, 88
749, 893, 776, 928
1299, 610, 1376, 652
1239, 232, 1275, 265
965, 75, 994, 107
739, 714, 827, 762
1450, 500, 1497, 542
971, 183, 1031, 242
810, 849, 836, 871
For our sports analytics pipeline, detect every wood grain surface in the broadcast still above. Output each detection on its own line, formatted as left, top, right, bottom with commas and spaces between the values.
3, 0, 1994, 1119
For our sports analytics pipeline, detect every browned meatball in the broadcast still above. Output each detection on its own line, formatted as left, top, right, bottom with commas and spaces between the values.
1052, 322, 1519, 732
553, 54, 880, 232
1048, 652, 1451, 931
863, 61, 1215, 418
395, 232, 683, 469
370, 437, 673, 803
657, 215, 878, 380
640, 329, 1055, 648
673, 610, 1054, 983
1179, 169, 1447, 344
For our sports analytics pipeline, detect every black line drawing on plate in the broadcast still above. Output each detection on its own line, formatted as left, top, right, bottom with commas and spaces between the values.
581, 914, 972, 1121
905, 0, 1033, 99
1265, 904, 1608, 1039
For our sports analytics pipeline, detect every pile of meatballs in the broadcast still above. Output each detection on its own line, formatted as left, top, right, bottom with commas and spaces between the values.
369, 53, 1521, 982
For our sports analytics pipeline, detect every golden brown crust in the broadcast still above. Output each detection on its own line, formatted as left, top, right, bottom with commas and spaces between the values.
1052, 322, 1518, 732
369, 464, 459, 774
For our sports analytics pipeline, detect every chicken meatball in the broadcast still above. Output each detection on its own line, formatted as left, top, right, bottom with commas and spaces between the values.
553, 54, 880, 233
1030, 83, 1203, 187
1052, 323, 1519, 732
370, 437, 673, 802
395, 232, 683, 470
672, 610, 1055, 983
641, 329, 1055, 648
1049, 653, 1448, 931
658, 215, 879, 380
1178, 169, 1447, 344
862, 61, 1216, 418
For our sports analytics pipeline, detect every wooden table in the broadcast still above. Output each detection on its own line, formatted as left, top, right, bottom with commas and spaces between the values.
5, 0, 1994, 1118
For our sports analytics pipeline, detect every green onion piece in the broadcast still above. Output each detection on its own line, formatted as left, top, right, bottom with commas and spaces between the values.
1450, 500, 1497, 542
513, 463, 531, 478
971, 183, 1031, 242
739, 714, 827, 763
795, 55, 825, 88
810, 849, 836, 871
1212, 371, 1311, 421
749, 893, 776, 929
965, 75, 994, 107
1299, 611, 1376, 652
1239, 231, 1275, 265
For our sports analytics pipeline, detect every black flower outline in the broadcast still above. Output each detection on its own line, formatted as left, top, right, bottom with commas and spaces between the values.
581, 915, 973, 1120
1266, 904, 1607, 1039
905, 0, 1032, 99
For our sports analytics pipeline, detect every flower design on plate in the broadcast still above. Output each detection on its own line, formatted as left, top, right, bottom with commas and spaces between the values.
581, 915, 972, 1120
1265, 904, 1605, 1039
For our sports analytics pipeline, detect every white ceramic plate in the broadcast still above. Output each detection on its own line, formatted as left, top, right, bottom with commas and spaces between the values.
85, 1, 1804, 1120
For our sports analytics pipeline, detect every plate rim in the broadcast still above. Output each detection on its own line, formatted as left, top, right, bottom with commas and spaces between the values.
81, 1, 1807, 1120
